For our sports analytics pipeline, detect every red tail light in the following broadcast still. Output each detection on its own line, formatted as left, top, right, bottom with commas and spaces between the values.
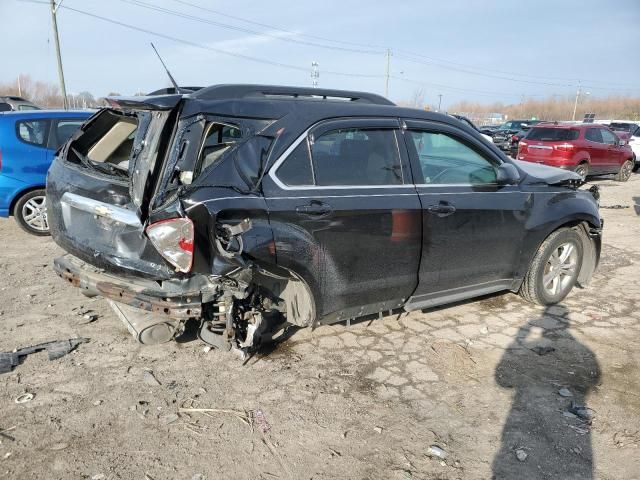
553, 143, 575, 152
518, 141, 528, 155
146, 217, 194, 273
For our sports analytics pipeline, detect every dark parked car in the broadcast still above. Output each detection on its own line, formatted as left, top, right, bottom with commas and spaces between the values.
518, 123, 634, 181
492, 120, 540, 151
479, 124, 502, 136
449, 114, 492, 142
0, 96, 41, 112
47, 85, 602, 357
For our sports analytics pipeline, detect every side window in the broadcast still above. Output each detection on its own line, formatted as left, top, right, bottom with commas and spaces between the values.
276, 139, 314, 186
52, 119, 85, 149
310, 128, 402, 186
408, 130, 497, 185
16, 119, 50, 147
600, 129, 617, 145
0, 103, 11, 112
585, 128, 603, 143
199, 122, 242, 173
18, 105, 39, 111
633, 126, 640, 138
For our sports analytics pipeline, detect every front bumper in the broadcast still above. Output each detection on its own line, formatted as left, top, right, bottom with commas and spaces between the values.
54, 254, 204, 320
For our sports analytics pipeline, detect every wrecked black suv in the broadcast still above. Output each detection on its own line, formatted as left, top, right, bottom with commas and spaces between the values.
47, 85, 602, 355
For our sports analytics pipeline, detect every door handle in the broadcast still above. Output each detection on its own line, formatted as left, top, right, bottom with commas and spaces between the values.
427, 203, 456, 218
295, 201, 332, 217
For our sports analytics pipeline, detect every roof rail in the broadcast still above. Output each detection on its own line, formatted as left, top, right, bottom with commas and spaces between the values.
191, 84, 395, 106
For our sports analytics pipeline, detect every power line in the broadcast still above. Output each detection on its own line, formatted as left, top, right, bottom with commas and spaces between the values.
167, 0, 387, 52
165, 0, 638, 89
117, 0, 384, 55
39, 2, 383, 79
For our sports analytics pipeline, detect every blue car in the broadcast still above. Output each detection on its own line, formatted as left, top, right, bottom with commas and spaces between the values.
0, 109, 91, 235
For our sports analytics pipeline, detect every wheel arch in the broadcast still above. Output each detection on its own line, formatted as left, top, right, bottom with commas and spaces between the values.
516, 215, 601, 292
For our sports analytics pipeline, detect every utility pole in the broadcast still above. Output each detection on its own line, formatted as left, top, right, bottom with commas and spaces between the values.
437, 94, 443, 112
572, 81, 581, 121
311, 61, 319, 88
384, 49, 391, 98
50, 0, 68, 109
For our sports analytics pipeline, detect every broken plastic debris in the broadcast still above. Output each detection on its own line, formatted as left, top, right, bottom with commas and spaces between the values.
14, 393, 34, 404
427, 445, 447, 459
0, 338, 89, 374
515, 449, 528, 462
558, 388, 573, 397
142, 370, 162, 386
569, 402, 595, 421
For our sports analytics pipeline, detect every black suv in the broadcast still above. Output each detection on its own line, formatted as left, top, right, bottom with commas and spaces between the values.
47, 85, 602, 355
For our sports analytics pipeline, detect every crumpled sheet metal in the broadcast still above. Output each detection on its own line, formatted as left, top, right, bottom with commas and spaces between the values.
0, 337, 90, 374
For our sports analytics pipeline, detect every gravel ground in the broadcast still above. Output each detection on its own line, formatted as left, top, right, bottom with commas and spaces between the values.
0, 175, 639, 480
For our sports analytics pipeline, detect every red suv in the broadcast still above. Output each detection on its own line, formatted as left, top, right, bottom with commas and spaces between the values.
517, 123, 634, 181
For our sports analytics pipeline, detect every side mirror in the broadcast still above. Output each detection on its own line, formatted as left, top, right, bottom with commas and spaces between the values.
618, 139, 626, 147
496, 163, 520, 185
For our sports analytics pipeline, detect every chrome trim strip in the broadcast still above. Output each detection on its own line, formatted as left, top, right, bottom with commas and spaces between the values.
61, 192, 141, 227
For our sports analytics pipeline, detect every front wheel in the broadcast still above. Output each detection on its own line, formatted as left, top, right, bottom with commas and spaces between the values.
13, 189, 50, 236
519, 228, 583, 305
614, 159, 633, 182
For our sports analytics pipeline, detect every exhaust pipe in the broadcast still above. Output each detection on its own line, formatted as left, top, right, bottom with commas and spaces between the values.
108, 300, 182, 345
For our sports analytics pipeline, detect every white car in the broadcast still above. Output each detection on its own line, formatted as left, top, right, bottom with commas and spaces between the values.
628, 127, 640, 170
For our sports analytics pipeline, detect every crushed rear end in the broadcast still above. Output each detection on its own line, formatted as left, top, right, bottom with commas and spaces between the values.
47, 92, 311, 356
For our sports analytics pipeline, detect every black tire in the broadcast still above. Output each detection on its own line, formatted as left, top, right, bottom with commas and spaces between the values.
574, 163, 589, 181
614, 159, 633, 182
13, 189, 50, 236
633, 154, 639, 172
519, 228, 583, 305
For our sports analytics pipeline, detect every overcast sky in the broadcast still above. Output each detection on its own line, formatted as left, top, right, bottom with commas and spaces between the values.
1, 0, 639, 107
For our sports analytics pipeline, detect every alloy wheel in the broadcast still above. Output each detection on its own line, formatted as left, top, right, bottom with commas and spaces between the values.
575, 165, 587, 180
542, 242, 578, 297
620, 160, 633, 181
21, 195, 48, 232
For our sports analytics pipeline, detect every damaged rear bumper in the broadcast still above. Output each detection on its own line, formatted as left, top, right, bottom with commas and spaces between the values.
53, 254, 203, 320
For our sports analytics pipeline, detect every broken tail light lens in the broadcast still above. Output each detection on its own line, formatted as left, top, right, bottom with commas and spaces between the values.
146, 217, 194, 273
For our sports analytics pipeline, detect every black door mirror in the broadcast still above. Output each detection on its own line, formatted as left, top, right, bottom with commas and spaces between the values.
496, 163, 520, 185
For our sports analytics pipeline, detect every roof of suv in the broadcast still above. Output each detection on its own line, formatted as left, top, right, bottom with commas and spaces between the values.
165, 84, 470, 128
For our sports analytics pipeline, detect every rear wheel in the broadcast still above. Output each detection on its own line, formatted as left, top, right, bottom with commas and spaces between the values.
519, 228, 583, 305
574, 163, 589, 181
13, 189, 50, 236
614, 159, 633, 182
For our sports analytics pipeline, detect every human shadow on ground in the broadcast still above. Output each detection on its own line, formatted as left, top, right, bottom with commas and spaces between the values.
492, 305, 601, 480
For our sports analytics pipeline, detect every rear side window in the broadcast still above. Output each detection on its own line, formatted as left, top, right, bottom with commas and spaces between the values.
585, 128, 603, 143
526, 128, 579, 141
408, 130, 497, 185
311, 128, 402, 186
18, 105, 39, 111
16, 119, 50, 147
276, 139, 314, 186
199, 122, 242, 173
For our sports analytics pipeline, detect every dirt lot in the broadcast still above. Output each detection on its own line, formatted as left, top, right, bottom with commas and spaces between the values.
1, 176, 639, 480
